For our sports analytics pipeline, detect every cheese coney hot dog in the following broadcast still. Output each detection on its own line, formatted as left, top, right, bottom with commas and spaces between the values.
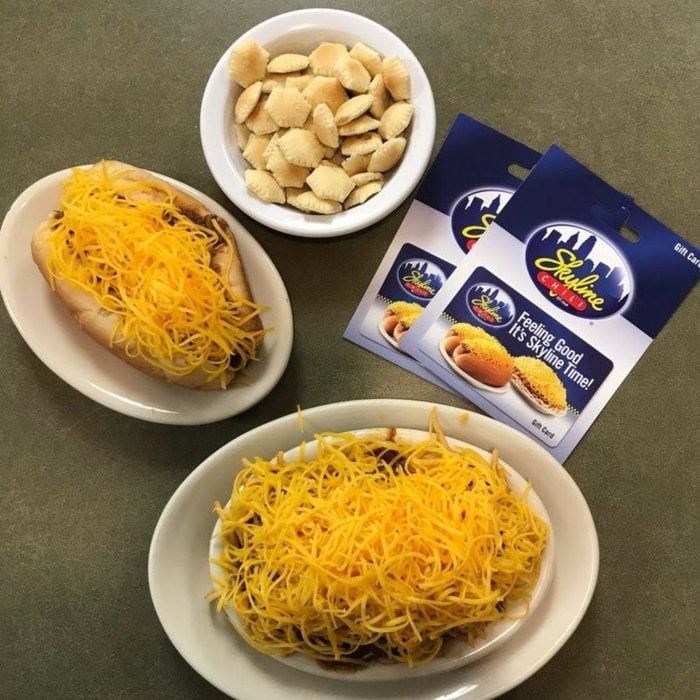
31, 161, 265, 389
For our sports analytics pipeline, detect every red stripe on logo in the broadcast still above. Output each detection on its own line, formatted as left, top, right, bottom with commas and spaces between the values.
536, 271, 588, 312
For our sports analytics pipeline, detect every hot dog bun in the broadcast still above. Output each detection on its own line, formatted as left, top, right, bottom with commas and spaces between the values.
443, 323, 513, 388
452, 340, 513, 387
31, 161, 263, 390
382, 301, 423, 342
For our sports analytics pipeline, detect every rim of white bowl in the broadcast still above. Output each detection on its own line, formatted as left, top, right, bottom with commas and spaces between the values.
148, 399, 599, 699
200, 8, 436, 238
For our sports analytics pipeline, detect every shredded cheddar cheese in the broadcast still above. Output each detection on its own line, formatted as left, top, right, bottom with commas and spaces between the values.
386, 300, 422, 326
459, 337, 513, 370
449, 322, 499, 346
513, 357, 567, 410
209, 417, 548, 667
295, 404, 305, 433
44, 164, 264, 386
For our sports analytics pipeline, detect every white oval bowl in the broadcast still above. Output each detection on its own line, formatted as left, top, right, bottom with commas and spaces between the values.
0, 167, 293, 425
200, 9, 436, 238
209, 427, 555, 681
148, 400, 599, 700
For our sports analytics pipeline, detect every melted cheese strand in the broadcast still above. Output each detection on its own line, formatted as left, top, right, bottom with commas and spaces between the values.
45, 165, 265, 385
209, 425, 548, 667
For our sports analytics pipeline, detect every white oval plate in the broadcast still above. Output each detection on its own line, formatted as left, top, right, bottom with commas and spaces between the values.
439, 340, 511, 394
149, 400, 599, 699
0, 167, 293, 425
510, 378, 568, 417
209, 427, 555, 681
200, 8, 436, 238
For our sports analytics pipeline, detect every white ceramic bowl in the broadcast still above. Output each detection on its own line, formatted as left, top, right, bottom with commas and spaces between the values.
209, 427, 555, 682
148, 400, 599, 700
200, 9, 436, 238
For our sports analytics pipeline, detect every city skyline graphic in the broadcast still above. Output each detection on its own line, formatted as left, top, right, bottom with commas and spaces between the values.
468, 283, 515, 324
538, 225, 630, 303
397, 258, 446, 298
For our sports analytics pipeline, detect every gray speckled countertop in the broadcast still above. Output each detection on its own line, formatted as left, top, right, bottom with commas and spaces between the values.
1, 1, 698, 698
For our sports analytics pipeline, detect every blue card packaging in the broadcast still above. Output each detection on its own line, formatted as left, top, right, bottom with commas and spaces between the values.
401, 145, 698, 460
344, 114, 540, 386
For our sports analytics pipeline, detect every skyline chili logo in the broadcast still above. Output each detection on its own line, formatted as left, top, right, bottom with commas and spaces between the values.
525, 224, 632, 318
450, 188, 513, 253
466, 283, 515, 327
397, 258, 447, 300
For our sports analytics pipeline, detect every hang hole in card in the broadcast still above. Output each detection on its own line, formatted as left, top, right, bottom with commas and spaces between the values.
619, 224, 641, 243
508, 163, 531, 181
590, 202, 639, 242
